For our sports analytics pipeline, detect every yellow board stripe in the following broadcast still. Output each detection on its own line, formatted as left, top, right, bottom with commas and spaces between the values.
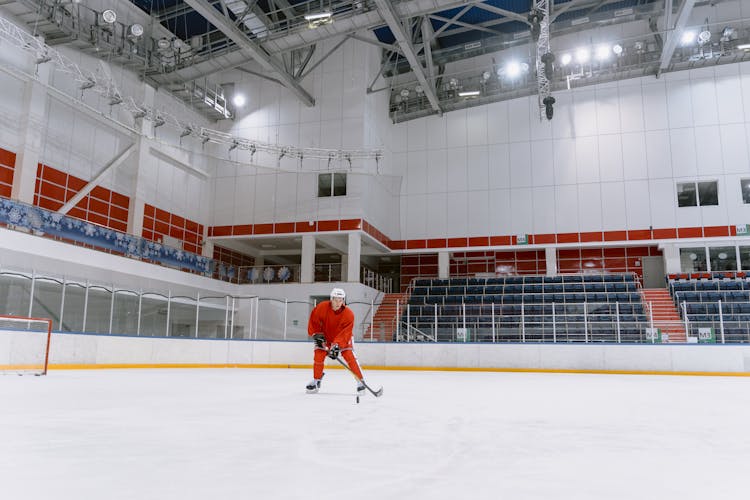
36, 363, 750, 377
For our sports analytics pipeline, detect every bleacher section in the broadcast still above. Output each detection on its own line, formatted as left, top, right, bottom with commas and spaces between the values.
668, 273, 750, 343
402, 274, 649, 343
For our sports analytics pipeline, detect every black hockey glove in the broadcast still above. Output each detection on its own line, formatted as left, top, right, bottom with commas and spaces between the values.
327, 344, 340, 360
312, 334, 325, 348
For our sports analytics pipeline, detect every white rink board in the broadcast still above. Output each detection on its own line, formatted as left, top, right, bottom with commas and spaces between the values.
43, 332, 750, 373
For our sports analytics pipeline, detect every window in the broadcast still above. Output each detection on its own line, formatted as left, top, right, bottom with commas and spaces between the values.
709, 246, 737, 272
741, 179, 750, 204
679, 247, 707, 273
318, 173, 347, 197
677, 181, 718, 207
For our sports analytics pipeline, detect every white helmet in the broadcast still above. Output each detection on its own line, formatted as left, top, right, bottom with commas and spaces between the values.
330, 288, 346, 300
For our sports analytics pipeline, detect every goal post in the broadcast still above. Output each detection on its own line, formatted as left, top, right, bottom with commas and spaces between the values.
0, 315, 53, 375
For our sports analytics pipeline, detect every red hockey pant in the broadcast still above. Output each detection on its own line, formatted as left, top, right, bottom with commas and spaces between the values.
313, 348, 363, 380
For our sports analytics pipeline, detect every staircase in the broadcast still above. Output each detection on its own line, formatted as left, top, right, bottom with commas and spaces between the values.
641, 288, 687, 342
364, 293, 408, 341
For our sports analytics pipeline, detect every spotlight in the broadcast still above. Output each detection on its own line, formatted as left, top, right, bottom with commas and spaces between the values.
232, 94, 246, 107
575, 48, 590, 64
157, 38, 171, 50
543, 95, 555, 121
128, 24, 144, 38
400, 88, 410, 98
505, 61, 521, 78
305, 11, 332, 28
482, 71, 491, 81
612, 44, 624, 55
698, 30, 711, 46
681, 31, 696, 46
415, 85, 424, 95
720, 27, 737, 42
152, 115, 165, 128
101, 9, 116, 24
457, 90, 480, 97
633, 41, 644, 54
596, 45, 611, 60
560, 53, 572, 66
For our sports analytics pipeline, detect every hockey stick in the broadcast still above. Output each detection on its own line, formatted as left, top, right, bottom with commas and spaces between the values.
331, 353, 383, 397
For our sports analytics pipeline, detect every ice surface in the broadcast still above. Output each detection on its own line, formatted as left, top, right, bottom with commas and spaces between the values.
1, 368, 749, 500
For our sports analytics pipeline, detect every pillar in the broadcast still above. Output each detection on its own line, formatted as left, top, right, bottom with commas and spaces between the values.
545, 247, 558, 276
347, 232, 361, 283
127, 84, 156, 237
301, 234, 315, 283
12, 62, 51, 204
438, 251, 450, 279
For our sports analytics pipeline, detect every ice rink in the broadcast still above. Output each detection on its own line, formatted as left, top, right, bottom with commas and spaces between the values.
2, 367, 749, 500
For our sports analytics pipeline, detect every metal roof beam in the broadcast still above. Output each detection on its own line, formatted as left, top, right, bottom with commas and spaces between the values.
182, 0, 314, 106
658, 0, 696, 74
374, 0, 441, 114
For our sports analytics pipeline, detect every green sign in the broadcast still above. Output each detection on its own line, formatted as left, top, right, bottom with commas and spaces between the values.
456, 327, 470, 342
697, 327, 716, 344
516, 234, 529, 245
645, 328, 662, 343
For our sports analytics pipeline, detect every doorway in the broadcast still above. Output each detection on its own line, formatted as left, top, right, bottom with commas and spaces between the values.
641, 256, 666, 288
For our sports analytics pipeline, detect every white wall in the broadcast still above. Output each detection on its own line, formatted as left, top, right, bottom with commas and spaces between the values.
209, 37, 400, 233
396, 63, 750, 240
37, 333, 750, 374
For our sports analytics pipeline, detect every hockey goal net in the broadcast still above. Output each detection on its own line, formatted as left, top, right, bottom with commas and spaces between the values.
0, 315, 52, 375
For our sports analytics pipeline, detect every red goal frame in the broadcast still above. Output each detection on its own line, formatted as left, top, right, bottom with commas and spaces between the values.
0, 314, 53, 375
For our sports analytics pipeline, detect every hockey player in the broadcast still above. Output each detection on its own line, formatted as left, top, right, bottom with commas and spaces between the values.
306, 288, 366, 395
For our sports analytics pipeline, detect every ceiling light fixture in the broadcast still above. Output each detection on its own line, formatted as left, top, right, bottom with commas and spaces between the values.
681, 30, 696, 46
458, 90, 480, 97
305, 11, 333, 28
101, 9, 117, 24
128, 24, 144, 38
232, 94, 246, 107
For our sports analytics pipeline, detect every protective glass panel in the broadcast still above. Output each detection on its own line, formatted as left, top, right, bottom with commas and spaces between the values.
197, 296, 228, 339
112, 291, 139, 335
230, 297, 255, 339
31, 278, 63, 329
140, 294, 168, 337
85, 286, 113, 334
169, 296, 197, 338
61, 283, 86, 333
0, 273, 32, 317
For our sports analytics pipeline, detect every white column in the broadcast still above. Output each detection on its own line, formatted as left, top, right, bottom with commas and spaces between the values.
12, 63, 51, 204
341, 254, 349, 282
438, 251, 450, 278
347, 232, 361, 283
127, 84, 156, 237
660, 243, 682, 274
545, 247, 558, 275
301, 234, 315, 283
